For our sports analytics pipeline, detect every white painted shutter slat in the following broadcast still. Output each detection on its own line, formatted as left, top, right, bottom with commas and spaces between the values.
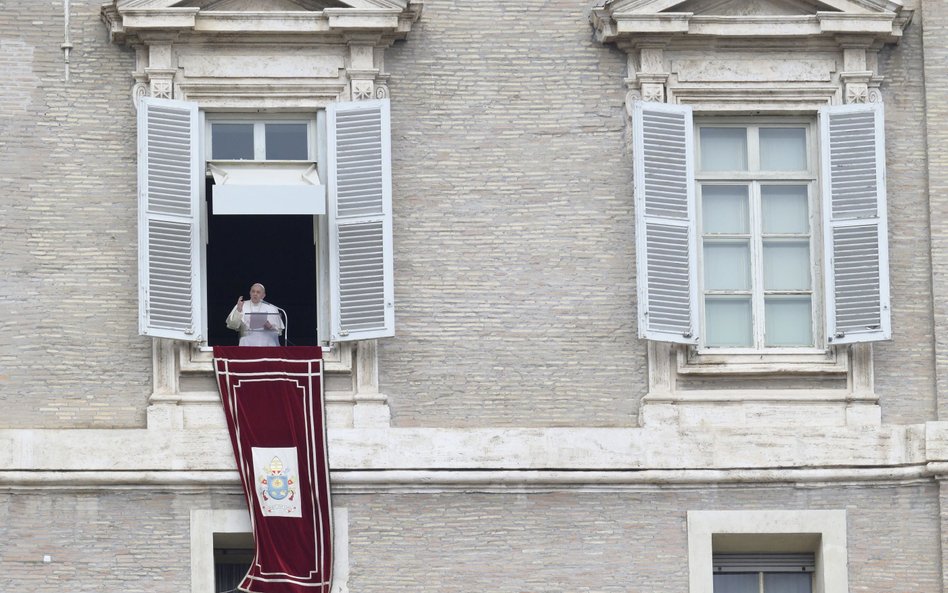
327, 99, 394, 342
632, 101, 698, 344
820, 102, 891, 345
138, 97, 204, 341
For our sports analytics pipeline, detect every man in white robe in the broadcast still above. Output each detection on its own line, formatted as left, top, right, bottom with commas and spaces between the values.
226, 283, 284, 346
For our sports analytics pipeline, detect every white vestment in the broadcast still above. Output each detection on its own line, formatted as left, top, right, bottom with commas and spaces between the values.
226, 301, 284, 347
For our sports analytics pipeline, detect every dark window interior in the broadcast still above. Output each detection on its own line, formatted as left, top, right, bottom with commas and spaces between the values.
214, 532, 254, 593
206, 180, 318, 346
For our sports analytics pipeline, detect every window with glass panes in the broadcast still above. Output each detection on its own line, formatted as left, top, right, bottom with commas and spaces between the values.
208, 118, 313, 161
713, 571, 813, 593
713, 554, 814, 593
696, 121, 818, 349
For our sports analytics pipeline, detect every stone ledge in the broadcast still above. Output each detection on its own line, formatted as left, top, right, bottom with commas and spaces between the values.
0, 422, 942, 474
0, 466, 938, 492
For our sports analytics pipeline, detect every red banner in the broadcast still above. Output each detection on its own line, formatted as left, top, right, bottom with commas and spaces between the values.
213, 347, 332, 593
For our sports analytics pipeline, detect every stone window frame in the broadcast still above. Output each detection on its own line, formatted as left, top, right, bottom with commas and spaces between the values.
190, 508, 350, 593
687, 509, 848, 593
592, 0, 911, 425
103, 1, 421, 430
632, 88, 887, 380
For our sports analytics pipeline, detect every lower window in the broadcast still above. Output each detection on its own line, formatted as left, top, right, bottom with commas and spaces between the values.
687, 510, 848, 593
214, 533, 254, 593
713, 553, 813, 593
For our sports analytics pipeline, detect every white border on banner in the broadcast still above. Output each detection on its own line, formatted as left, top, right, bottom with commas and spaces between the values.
212, 354, 332, 590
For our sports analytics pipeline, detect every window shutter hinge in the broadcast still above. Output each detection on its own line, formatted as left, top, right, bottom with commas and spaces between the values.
339, 329, 349, 337
185, 328, 194, 335
682, 332, 692, 338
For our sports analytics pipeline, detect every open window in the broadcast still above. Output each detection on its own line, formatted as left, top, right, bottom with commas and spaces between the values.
213, 532, 254, 593
137, 97, 395, 346
204, 113, 322, 346
633, 101, 890, 351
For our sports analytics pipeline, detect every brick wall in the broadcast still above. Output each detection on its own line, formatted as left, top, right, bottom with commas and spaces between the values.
0, 484, 938, 592
874, 11, 938, 424
347, 485, 941, 592
0, 0, 149, 429
380, 0, 939, 427
921, 1, 948, 421
0, 0, 941, 430
381, 0, 646, 427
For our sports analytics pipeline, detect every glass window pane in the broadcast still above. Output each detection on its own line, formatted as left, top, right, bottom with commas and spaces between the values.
764, 572, 812, 593
765, 297, 813, 347
265, 123, 308, 160
760, 127, 807, 171
706, 297, 753, 347
763, 240, 811, 290
705, 240, 751, 290
703, 185, 749, 234
762, 186, 809, 234
700, 127, 748, 171
212, 123, 254, 160
714, 573, 759, 593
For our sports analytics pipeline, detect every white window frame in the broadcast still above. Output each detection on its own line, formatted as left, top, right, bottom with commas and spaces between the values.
200, 110, 328, 349
687, 510, 848, 593
693, 117, 826, 356
204, 113, 318, 163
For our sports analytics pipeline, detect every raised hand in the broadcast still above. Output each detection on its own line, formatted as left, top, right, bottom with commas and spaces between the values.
236, 296, 244, 312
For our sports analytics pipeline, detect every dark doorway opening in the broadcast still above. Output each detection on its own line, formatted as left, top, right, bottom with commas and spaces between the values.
205, 180, 318, 346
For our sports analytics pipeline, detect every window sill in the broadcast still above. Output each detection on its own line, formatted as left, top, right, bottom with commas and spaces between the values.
642, 342, 878, 427
677, 344, 846, 375
181, 341, 353, 374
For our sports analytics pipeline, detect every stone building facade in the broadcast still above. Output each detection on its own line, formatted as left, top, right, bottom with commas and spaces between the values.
1, 0, 947, 591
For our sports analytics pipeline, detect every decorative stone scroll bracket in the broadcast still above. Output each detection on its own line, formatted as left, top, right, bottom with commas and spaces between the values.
129, 43, 178, 108
840, 45, 884, 104
346, 38, 393, 102
622, 43, 669, 112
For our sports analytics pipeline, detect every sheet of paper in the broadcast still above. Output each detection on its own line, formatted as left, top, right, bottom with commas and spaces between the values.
247, 312, 268, 330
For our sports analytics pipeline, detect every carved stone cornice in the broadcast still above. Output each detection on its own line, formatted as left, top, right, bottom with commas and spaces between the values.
592, 0, 912, 47
102, 0, 422, 45
593, 0, 911, 111
104, 0, 421, 107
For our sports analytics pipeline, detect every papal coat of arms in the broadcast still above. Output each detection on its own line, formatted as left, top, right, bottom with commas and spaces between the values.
251, 447, 303, 518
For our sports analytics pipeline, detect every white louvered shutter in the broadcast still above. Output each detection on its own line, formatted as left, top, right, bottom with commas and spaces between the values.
326, 99, 395, 342
820, 102, 891, 344
632, 101, 699, 344
137, 97, 205, 341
